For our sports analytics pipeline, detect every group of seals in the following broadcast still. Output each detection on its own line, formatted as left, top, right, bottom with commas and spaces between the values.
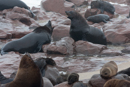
104, 79, 130, 87
65, 11, 107, 45
91, 0, 115, 14
1, 53, 43, 87
1, 21, 53, 55
0, 0, 35, 17
100, 61, 118, 79
87, 14, 110, 23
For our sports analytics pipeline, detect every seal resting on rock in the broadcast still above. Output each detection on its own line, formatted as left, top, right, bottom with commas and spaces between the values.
67, 73, 79, 85
3, 53, 43, 87
103, 79, 130, 87
1, 21, 53, 55
0, 0, 35, 17
100, 61, 118, 79
65, 11, 107, 45
117, 67, 130, 76
87, 14, 110, 23
91, 1, 115, 14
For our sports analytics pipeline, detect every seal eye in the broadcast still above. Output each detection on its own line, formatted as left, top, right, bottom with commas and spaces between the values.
105, 73, 107, 75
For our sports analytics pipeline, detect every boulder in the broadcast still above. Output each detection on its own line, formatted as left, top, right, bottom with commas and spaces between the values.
41, 0, 74, 15
43, 37, 74, 55
52, 25, 70, 41
75, 41, 107, 55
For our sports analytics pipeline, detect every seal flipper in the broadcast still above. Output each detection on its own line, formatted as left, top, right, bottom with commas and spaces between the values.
1, 49, 8, 55
103, 19, 107, 23
28, 9, 36, 18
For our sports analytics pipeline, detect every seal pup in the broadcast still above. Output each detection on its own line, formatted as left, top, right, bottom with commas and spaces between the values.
4, 53, 43, 87
103, 79, 130, 87
0, 0, 35, 17
44, 58, 60, 85
65, 11, 107, 45
100, 61, 118, 79
1, 20, 54, 55
87, 14, 110, 23
117, 67, 130, 76
0, 71, 13, 84
67, 73, 79, 85
91, 1, 115, 14
34, 57, 47, 77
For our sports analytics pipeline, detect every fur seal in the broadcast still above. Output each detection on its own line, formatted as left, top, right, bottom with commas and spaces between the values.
44, 58, 60, 85
0, 0, 35, 17
34, 58, 47, 77
72, 82, 87, 87
91, 1, 115, 14
0, 71, 13, 84
65, 11, 107, 45
100, 61, 118, 79
117, 67, 130, 76
1, 21, 53, 55
103, 79, 130, 87
87, 14, 110, 23
4, 53, 43, 87
67, 73, 79, 85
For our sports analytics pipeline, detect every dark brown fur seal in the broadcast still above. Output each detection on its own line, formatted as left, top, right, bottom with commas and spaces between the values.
44, 58, 60, 85
100, 61, 118, 79
67, 73, 79, 85
117, 67, 130, 76
103, 79, 130, 87
87, 14, 110, 23
1, 21, 53, 55
0, 0, 35, 17
34, 57, 47, 77
4, 53, 43, 87
65, 11, 107, 45
91, 1, 115, 14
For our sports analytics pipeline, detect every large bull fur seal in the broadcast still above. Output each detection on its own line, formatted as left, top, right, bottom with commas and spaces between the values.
3, 53, 43, 87
87, 14, 110, 23
91, 1, 115, 14
65, 11, 107, 45
103, 79, 130, 87
1, 21, 53, 55
0, 0, 35, 17
100, 61, 118, 79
